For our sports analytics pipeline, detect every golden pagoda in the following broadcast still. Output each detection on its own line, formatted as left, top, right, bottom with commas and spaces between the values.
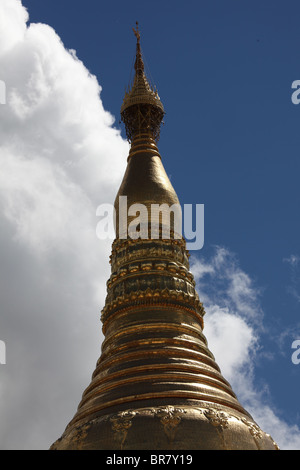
51, 24, 279, 450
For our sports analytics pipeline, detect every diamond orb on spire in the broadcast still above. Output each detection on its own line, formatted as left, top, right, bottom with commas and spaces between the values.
133, 21, 140, 43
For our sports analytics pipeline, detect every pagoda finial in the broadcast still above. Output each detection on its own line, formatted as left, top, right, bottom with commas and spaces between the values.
133, 21, 144, 74
120, 23, 165, 142
133, 21, 140, 43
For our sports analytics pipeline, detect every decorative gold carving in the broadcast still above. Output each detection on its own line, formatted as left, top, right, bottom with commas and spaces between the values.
108, 272, 196, 300
203, 408, 231, 450
241, 418, 261, 438
153, 406, 186, 441
101, 286, 204, 324
110, 239, 190, 273
247, 422, 262, 439
204, 409, 229, 429
110, 410, 136, 449
109, 407, 279, 451
240, 418, 263, 449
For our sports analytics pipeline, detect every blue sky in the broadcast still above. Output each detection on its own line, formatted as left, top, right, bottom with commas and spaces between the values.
0, 0, 299, 449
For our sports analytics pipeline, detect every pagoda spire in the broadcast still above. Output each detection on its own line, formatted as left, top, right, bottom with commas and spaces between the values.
121, 23, 164, 142
132, 22, 143, 73
50, 25, 279, 451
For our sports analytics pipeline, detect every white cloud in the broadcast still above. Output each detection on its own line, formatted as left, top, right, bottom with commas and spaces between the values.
204, 305, 256, 382
190, 247, 300, 450
0, 0, 28, 56
0, 0, 128, 449
283, 254, 300, 268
